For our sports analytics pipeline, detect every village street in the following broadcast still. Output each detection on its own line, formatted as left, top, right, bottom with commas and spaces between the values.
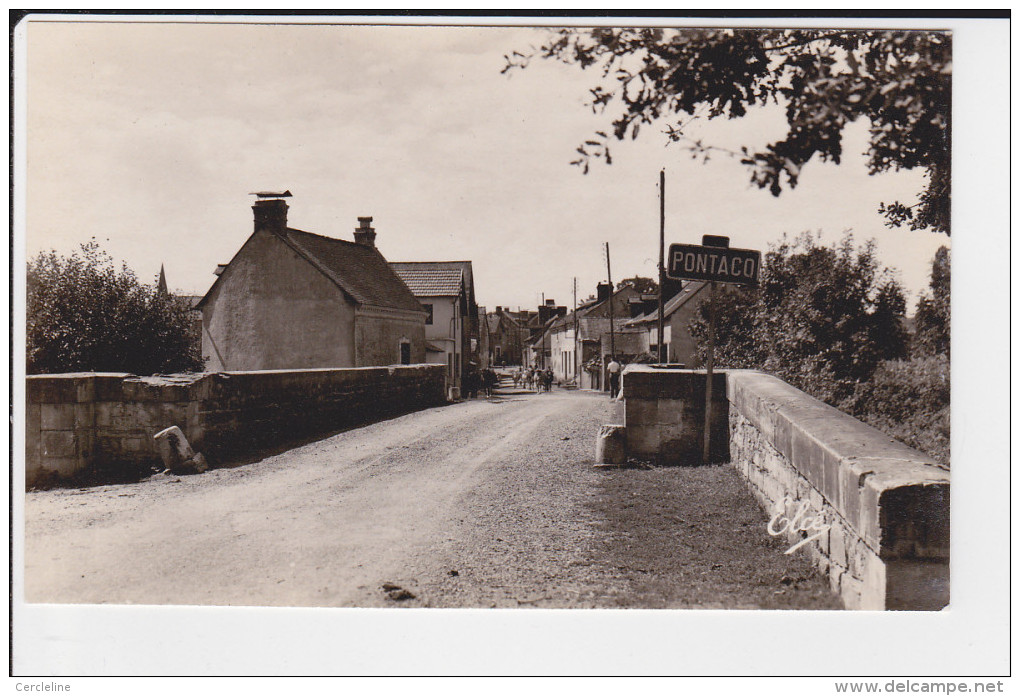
24, 385, 838, 610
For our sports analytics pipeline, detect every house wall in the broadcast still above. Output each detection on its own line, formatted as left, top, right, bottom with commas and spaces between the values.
202, 229, 357, 371
668, 287, 707, 365
549, 328, 577, 382
424, 297, 456, 342
355, 310, 426, 367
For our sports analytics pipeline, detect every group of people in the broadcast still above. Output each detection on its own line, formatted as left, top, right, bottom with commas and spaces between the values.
512, 366, 554, 393
463, 365, 499, 399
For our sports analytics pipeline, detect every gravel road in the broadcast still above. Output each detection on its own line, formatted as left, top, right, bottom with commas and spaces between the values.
24, 387, 839, 609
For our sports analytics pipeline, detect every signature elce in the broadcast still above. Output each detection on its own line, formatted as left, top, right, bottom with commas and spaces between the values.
767, 495, 831, 555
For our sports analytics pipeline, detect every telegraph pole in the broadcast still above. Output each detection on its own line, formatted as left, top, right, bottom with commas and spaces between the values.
657, 169, 666, 363
573, 276, 578, 384
703, 281, 716, 463
605, 242, 615, 361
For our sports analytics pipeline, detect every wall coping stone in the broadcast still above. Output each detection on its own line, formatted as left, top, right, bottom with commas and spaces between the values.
726, 369, 949, 559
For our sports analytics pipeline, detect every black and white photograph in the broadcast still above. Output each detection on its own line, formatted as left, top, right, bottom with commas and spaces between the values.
9, 11, 1010, 682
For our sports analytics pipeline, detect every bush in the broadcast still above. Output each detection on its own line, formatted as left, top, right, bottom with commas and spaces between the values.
690, 232, 908, 404
839, 355, 950, 466
27, 240, 204, 375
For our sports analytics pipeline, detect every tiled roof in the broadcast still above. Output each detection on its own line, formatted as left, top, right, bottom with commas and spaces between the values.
626, 281, 707, 325
280, 228, 424, 313
389, 262, 464, 297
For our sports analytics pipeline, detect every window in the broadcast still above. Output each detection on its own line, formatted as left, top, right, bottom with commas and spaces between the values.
400, 341, 411, 365
423, 303, 433, 325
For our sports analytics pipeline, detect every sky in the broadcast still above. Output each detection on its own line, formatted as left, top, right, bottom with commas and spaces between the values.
25, 18, 951, 312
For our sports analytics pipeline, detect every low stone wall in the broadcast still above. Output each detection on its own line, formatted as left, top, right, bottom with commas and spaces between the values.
623, 366, 729, 463
620, 365, 950, 610
25, 365, 447, 488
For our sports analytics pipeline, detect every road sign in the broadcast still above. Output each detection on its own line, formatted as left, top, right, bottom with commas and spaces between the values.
667, 243, 761, 286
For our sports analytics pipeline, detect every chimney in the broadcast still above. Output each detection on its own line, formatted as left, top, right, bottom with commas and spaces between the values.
354, 216, 376, 247
251, 192, 290, 233
596, 282, 612, 304
496, 306, 502, 313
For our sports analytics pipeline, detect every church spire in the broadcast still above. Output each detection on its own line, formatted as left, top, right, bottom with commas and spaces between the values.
158, 264, 168, 295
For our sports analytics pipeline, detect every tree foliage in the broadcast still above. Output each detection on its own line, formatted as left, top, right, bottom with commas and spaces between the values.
616, 275, 658, 294
505, 28, 951, 234
841, 354, 949, 466
912, 245, 950, 356
27, 240, 205, 375
688, 232, 908, 404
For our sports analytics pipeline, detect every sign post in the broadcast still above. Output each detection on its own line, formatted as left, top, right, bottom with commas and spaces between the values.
666, 236, 760, 463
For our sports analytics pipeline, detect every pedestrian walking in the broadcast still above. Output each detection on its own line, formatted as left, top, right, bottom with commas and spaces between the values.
607, 356, 622, 398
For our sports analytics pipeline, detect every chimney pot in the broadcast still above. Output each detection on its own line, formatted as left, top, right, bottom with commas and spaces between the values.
354, 216, 377, 247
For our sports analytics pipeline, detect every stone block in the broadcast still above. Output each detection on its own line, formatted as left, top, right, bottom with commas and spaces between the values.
41, 404, 76, 431
884, 558, 949, 611
829, 566, 844, 595
75, 430, 94, 459
26, 376, 77, 403
42, 456, 81, 478
815, 516, 830, 556
154, 425, 198, 474
595, 424, 626, 465
866, 480, 950, 560
121, 380, 159, 401
97, 436, 123, 455
123, 437, 148, 453
42, 430, 75, 458
74, 403, 95, 429
829, 524, 848, 569
655, 398, 685, 424
74, 375, 96, 403
93, 374, 131, 401
625, 424, 660, 458
840, 573, 864, 610
26, 403, 41, 435
624, 398, 657, 427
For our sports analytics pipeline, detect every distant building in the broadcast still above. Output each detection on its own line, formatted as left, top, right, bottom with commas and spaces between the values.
538, 283, 642, 388
526, 299, 568, 370
197, 195, 426, 371
481, 306, 528, 366
624, 281, 709, 366
389, 260, 479, 392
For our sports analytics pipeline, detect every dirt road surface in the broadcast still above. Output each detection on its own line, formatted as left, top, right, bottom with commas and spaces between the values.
24, 388, 839, 609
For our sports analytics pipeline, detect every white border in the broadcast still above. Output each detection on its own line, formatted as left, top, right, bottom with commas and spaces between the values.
8, 12, 1011, 679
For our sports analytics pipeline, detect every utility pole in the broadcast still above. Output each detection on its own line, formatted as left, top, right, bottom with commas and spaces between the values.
703, 281, 716, 463
541, 292, 546, 369
657, 169, 666, 363
605, 242, 615, 362
573, 276, 578, 384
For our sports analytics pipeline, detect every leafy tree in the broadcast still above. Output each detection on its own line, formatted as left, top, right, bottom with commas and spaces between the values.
912, 245, 950, 356
616, 275, 658, 294
689, 232, 908, 404
27, 240, 205, 375
505, 28, 951, 234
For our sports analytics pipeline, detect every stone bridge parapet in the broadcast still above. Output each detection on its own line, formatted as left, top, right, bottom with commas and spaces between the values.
25, 364, 447, 488
621, 365, 949, 610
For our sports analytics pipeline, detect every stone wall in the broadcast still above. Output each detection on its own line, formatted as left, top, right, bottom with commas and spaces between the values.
619, 366, 950, 610
25, 365, 447, 488
622, 365, 729, 463
727, 371, 949, 610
